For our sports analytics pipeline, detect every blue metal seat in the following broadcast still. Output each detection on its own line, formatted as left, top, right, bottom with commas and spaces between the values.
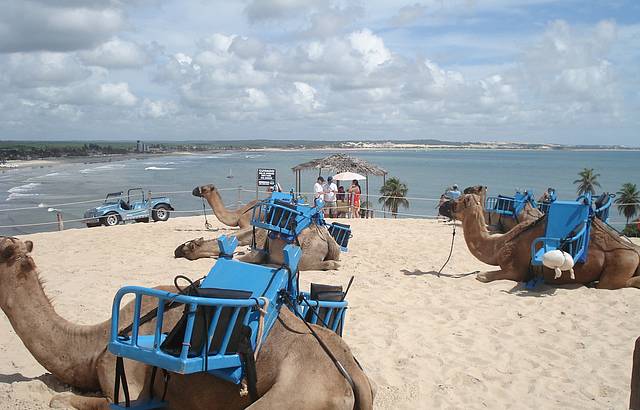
251, 192, 324, 241
594, 193, 614, 222
109, 236, 300, 386
328, 222, 351, 252
531, 198, 592, 266
485, 190, 535, 221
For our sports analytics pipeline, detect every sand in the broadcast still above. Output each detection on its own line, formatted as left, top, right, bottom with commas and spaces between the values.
1, 216, 639, 409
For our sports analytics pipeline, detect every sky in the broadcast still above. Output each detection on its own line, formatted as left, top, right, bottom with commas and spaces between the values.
0, 0, 639, 145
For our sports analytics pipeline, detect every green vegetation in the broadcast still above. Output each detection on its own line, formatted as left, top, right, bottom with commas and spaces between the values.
573, 168, 601, 196
615, 182, 640, 225
0, 141, 132, 161
378, 177, 409, 218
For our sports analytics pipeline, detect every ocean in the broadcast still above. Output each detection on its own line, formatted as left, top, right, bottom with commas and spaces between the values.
1, 149, 638, 235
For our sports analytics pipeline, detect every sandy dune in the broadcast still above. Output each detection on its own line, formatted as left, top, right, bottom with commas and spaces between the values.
1, 216, 639, 409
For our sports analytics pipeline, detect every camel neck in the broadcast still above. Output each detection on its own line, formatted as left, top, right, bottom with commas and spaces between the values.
205, 191, 240, 226
3, 272, 105, 390
461, 205, 504, 266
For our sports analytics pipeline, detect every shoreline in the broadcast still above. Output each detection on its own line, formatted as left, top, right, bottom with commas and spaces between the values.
2, 145, 639, 170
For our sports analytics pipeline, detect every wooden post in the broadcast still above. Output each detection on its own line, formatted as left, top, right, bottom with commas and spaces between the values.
630, 336, 640, 409
365, 174, 369, 219
56, 212, 63, 231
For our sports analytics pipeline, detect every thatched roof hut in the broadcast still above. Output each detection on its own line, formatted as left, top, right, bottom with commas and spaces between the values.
292, 153, 387, 177
291, 153, 388, 203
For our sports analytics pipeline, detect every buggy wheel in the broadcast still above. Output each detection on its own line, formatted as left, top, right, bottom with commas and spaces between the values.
102, 213, 120, 227
135, 218, 150, 223
152, 206, 170, 222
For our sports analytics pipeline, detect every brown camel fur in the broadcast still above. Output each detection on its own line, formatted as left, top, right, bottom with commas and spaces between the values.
175, 225, 342, 271
452, 194, 640, 289
0, 237, 374, 410
193, 184, 258, 229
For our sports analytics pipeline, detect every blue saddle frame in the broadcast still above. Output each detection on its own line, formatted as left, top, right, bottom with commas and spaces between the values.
108, 235, 349, 410
531, 195, 592, 266
485, 190, 536, 221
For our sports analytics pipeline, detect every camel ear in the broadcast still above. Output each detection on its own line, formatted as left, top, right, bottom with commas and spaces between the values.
25, 241, 33, 253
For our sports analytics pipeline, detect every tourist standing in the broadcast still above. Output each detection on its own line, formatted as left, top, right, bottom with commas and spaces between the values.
348, 179, 361, 218
323, 176, 338, 217
313, 176, 325, 207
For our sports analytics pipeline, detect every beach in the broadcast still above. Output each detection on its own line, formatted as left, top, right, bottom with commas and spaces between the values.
1, 216, 639, 409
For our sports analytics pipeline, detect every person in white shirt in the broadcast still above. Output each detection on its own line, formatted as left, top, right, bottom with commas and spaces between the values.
323, 176, 338, 217
313, 176, 325, 207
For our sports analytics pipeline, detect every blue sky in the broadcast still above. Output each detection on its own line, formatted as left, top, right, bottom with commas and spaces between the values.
0, 0, 638, 145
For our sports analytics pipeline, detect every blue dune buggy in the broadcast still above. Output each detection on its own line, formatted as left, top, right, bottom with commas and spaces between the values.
84, 188, 174, 227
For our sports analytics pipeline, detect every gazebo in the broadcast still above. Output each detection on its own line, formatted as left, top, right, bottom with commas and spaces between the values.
291, 153, 388, 205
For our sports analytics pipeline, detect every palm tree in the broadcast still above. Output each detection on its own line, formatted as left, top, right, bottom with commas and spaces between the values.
615, 182, 640, 225
378, 177, 409, 218
573, 168, 601, 195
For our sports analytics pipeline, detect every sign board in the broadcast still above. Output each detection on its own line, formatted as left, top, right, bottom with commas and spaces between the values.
257, 168, 276, 187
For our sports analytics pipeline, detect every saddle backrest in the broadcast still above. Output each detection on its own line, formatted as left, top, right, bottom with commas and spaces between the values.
544, 200, 591, 240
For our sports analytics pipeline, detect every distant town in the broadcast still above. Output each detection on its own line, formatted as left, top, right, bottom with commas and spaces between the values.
0, 139, 637, 163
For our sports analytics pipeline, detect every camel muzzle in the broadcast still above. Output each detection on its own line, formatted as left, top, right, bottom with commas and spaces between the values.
192, 187, 202, 197
439, 201, 453, 219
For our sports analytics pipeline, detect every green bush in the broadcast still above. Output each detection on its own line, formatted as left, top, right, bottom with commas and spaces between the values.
622, 223, 640, 237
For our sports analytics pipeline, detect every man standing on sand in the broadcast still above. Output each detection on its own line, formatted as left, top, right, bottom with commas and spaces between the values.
323, 176, 338, 217
313, 176, 325, 207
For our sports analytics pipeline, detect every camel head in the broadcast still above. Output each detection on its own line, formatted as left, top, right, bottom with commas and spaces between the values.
0, 236, 35, 307
450, 193, 483, 221
463, 185, 487, 196
192, 184, 217, 198
174, 237, 218, 260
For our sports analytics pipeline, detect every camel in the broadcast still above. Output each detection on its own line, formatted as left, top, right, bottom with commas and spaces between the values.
450, 194, 640, 289
0, 236, 374, 409
439, 186, 541, 233
175, 225, 342, 271
193, 184, 258, 229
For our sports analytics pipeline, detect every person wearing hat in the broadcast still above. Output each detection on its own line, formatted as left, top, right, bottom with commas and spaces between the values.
446, 184, 461, 200
323, 176, 338, 217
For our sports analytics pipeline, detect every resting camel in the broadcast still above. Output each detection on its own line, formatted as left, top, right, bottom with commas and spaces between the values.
0, 236, 374, 409
449, 194, 640, 289
175, 225, 342, 271
465, 185, 542, 233
193, 184, 258, 229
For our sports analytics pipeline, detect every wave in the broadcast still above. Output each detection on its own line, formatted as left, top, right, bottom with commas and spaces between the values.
6, 182, 41, 201
79, 163, 126, 174
8, 182, 41, 194
145, 166, 175, 171
245, 154, 265, 159
144, 161, 176, 166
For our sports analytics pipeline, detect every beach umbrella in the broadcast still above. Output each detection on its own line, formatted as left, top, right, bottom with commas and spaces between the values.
332, 171, 366, 181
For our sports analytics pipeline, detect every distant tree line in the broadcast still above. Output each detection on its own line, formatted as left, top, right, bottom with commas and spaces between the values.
0, 143, 131, 161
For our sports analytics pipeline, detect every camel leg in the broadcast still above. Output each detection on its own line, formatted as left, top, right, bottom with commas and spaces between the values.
300, 259, 340, 271
49, 393, 110, 410
627, 276, 640, 289
476, 269, 524, 283
248, 372, 354, 410
239, 250, 268, 264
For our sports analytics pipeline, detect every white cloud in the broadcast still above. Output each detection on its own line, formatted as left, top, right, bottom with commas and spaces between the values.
79, 38, 151, 69
292, 81, 321, 111
348, 29, 392, 73
140, 98, 178, 118
0, 2, 124, 52
5, 52, 91, 88
390, 3, 427, 27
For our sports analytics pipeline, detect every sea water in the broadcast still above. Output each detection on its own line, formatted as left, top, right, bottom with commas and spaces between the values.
1, 149, 638, 235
